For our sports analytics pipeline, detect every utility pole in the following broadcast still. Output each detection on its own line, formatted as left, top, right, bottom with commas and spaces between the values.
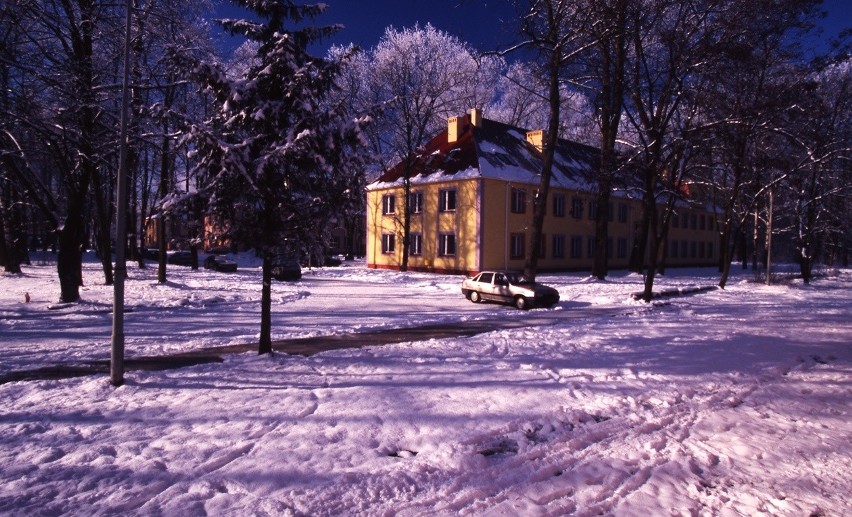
111, 0, 132, 387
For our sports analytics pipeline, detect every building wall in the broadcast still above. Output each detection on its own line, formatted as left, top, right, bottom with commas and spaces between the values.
367, 177, 720, 275
480, 182, 719, 272
367, 178, 481, 274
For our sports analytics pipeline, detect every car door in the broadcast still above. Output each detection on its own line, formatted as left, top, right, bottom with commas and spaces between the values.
474, 272, 495, 300
492, 273, 513, 302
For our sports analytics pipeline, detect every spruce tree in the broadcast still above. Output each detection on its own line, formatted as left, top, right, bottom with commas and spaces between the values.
173, 1, 367, 353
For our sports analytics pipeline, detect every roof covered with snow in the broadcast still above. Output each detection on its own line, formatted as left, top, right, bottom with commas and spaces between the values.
367, 115, 601, 191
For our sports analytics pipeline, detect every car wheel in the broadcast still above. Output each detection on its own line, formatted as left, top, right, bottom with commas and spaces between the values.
514, 296, 529, 310
470, 291, 481, 303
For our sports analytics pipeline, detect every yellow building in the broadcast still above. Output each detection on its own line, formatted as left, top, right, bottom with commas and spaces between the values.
366, 109, 719, 275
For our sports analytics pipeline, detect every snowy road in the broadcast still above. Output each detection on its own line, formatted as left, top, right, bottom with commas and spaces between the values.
0, 260, 627, 374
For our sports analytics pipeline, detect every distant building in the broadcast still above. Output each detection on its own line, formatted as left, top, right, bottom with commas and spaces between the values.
366, 109, 719, 275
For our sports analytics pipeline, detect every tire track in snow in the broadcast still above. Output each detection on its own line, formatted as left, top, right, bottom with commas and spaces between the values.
403, 371, 764, 515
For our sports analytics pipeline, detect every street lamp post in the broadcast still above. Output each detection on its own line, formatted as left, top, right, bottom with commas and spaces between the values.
111, 0, 133, 387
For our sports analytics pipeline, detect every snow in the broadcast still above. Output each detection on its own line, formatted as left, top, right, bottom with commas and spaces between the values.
366, 125, 619, 197
1, 253, 850, 515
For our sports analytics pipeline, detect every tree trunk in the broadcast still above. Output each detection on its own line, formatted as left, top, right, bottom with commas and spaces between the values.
157, 216, 167, 283
1, 188, 25, 274
591, 1, 627, 281
57, 201, 86, 302
718, 223, 744, 289
524, 47, 561, 282
629, 165, 656, 274
259, 255, 273, 354
641, 202, 659, 302
593, 175, 612, 280
92, 172, 114, 285
157, 130, 171, 283
400, 177, 411, 272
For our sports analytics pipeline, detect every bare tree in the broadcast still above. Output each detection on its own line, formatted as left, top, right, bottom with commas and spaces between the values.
356, 24, 492, 271
586, 0, 631, 280
621, 0, 720, 300
777, 58, 851, 282
513, 0, 597, 281
487, 61, 596, 143
692, 0, 823, 288
9, 0, 111, 302
1, 0, 216, 299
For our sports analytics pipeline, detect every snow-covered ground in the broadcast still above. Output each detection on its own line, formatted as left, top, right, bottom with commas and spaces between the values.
1, 252, 850, 516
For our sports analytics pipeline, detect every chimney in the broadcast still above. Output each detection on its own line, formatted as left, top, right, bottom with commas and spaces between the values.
526, 129, 544, 152
470, 107, 482, 127
448, 116, 461, 143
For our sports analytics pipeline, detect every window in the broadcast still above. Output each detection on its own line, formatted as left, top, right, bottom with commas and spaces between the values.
617, 238, 628, 259
439, 189, 457, 212
382, 194, 396, 215
409, 233, 422, 255
408, 192, 423, 214
553, 234, 566, 259
438, 233, 456, 256
707, 242, 714, 259
510, 233, 525, 259
671, 240, 679, 258
618, 203, 628, 223
570, 235, 583, 258
681, 240, 688, 258
588, 200, 599, 220
381, 233, 395, 254
587, 236, 596, 258
511, 188, 527, 214
494, 272, 509, 286
690, 241, 697, 258
690, 214, 698, 230
571, 197, 583, 219
699, 241, 706, 258
672, 211, 680, 228
553, 193, 566, 217
680, 211, 688, 229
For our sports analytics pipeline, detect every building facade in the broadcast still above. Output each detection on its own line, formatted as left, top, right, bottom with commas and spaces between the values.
366, 110, 719, 275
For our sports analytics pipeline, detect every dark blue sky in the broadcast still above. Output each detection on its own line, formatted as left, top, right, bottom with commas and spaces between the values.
311, 0, 521, 52
215, 0, 849, 56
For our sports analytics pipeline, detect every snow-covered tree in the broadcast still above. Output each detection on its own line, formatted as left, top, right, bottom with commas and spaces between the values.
620, 0, 719, 300
777, 58, 851, 281
355, 24, 497, 271
487, 61, 595, 143
0, 0, 119, 301
172, 0, 368, 354
0, 0, 217, 297
141, 0, 218, 281
513, 0, 597, 280
690, 0, 824, 288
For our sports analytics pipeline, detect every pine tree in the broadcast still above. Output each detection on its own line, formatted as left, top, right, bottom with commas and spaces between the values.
172, 1, 367, 353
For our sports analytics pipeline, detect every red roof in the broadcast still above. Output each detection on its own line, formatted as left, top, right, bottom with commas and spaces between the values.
373, 115, 479, 183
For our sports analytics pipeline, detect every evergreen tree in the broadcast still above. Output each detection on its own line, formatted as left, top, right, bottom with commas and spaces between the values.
171, 0, 367, 354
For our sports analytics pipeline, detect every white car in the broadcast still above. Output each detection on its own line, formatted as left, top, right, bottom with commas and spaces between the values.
461, 271, 560, 310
